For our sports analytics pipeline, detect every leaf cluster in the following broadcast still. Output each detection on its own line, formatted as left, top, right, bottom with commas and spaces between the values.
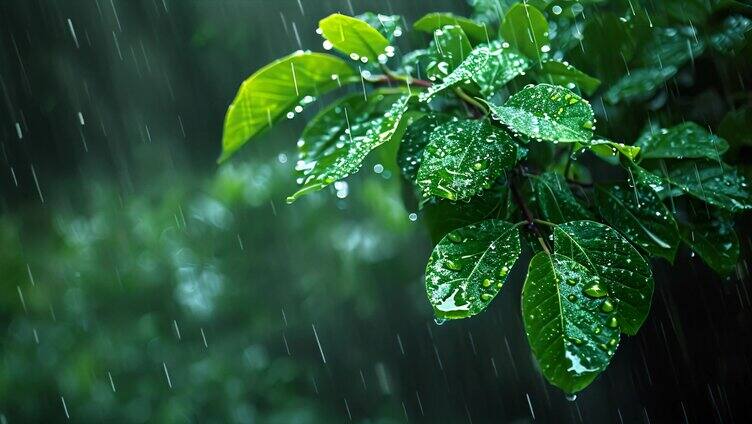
219, 1, 751, 394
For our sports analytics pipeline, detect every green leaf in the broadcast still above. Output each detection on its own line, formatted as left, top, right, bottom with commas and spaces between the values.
709, 15, 752, 54
569, 14, 642, 84
665, 161, 752, 212
629, 163, 684, 200
397, 113, 454, 184
603, 67, 677, 105
426, 25, 474, 79
288, 93, 415, 202
499, 3, 549, 61
719, 107, 752, 149
584, 139, 641, 163
532, 172, 593, 224
467, 0, 517, 24
594, 183, 680, 262
487, 83, 595, 144
533, 59, 602, 96
417, 119, 517, 201
422, 182, 515, 243
636, 27, 705, 69
356, 13, 404, 42
319, 13, 391, 62
220, 51, 357, 162
426, 219, 521, 319
420, 40, 530, 101
414, 12, 490, 44
553, 221, 654, 335
522, 252, 621, 394
680, 214, 739, 275
635, 122, 729, 160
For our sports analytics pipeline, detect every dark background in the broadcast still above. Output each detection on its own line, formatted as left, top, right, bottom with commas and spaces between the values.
1, 1, 751, 422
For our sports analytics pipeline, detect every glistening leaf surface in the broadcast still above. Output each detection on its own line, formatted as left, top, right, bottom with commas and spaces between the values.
397, 113, 454, 184
288, 94, 415, 202
583, 139, 641, 163
488, 84, 595, 144
422, 182, 514, 243
420, 40, 530, 101
533, 60, 601, 96
680, 214, 739, 276
413, 13, 490, 44
499, 3, 549, 60
220, 51, 357, 162
554, 221, 654, 335
532, 172, 592, 224
417, 119, 517, 201
426, 25, 473, 79
666, 161, 752, 212
636, 122, 728, 160
522, 253, 620, 394
595, 183, 680, 262
319, 13, 390, 62
604, 67, 677, 105
426, 219, 521, 320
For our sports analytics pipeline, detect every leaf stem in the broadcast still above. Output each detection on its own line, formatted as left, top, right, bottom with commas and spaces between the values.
375, 66, 432, 87
453, 87, 488, 117
509, 171, 551, 254
533, 219, 556, 227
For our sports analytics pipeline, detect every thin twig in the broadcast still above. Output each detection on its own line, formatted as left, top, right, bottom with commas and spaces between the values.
509, 172, 551, 254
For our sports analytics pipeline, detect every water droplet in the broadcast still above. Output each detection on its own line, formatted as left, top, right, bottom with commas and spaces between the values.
482, 278, 493, 288
601, 299, 614, 313
565, 394, 577, 402
583, 283, 607, 298
444, 260, 462, 271
434, 317, 447, 326
481, 293, 493, 302
607, 316, 619, 328
447, 232, 463, 243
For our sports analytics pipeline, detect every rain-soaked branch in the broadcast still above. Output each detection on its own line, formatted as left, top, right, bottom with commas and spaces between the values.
509, 169, 551, 254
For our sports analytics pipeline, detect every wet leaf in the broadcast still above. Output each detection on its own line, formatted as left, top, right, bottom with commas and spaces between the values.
288, 94, 415, 202
356, 13, 404, 43
718, 107, 752, 149
426, 25, 473, 79
635, 122, 729, 160
579, 139, 641, 164
522, 252, 621, 394
487, 84, 595, 144
569, 14, 641, 84
499, 3, 549, 60
426, 219, 521, 320
604, 67, 677, 105
533, 59, 601, 96
417, 119, 517, 201
420, 40, 530, 101
680, 214, 740, 275
595, 183, 680, 262
554, 221, 654, 335
709, 15, 752, 54
665, 161, 752, 212
220, 51, 357, 162
413, 12, 490, 44
467, 0, 518, 24
636, 27, 705, 69
422, 182, 515, 243
397, 113, 454, 184
532, 172, 592, 224
319, 13, 391, 63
